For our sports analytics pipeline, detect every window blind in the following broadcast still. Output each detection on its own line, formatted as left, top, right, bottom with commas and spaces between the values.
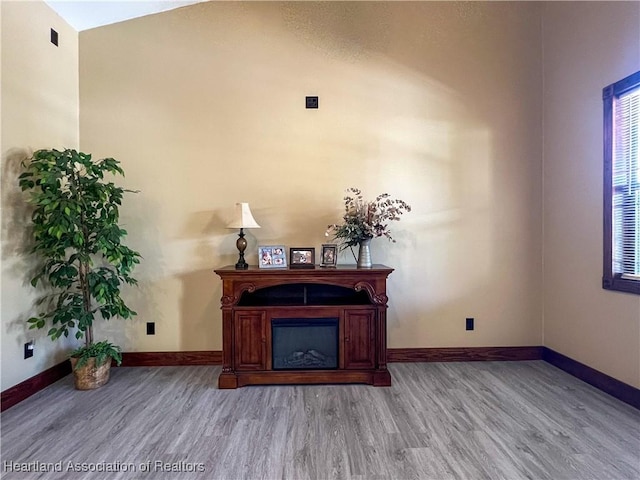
612, 86, 640, 275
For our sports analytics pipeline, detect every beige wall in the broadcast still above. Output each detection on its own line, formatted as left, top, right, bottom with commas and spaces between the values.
542, 2, 640, 388
79, 2, 543, 355
1, 1, 79, 390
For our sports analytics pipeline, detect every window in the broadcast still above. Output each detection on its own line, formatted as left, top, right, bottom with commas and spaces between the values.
603, 70, 640, 294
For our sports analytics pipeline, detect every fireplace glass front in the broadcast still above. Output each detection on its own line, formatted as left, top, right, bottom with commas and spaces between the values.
271, 318, 338, 370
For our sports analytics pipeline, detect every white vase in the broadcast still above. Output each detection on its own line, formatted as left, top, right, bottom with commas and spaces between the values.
357, 238, 372, 268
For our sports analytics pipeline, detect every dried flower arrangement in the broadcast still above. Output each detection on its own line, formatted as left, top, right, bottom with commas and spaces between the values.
326, 187, 411, 250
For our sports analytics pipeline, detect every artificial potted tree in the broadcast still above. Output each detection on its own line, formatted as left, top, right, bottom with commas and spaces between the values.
19, 148, 141, 390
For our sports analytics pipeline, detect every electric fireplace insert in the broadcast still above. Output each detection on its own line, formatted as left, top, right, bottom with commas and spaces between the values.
271, 318, 338, 370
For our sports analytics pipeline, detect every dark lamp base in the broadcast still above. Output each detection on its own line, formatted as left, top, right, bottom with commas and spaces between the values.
234, 228, 249, 270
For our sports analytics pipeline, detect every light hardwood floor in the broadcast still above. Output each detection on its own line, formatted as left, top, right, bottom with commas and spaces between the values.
1, 361, 638, 480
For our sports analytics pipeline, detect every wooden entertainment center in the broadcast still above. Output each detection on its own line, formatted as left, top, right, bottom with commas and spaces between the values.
214, 265, 393, 388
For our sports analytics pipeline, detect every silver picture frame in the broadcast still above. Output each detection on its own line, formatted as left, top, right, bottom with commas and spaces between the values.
258, 245, 287, 268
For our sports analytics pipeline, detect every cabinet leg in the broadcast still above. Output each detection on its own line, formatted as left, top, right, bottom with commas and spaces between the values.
372, 370, 392, 387
218, 372, 238, 389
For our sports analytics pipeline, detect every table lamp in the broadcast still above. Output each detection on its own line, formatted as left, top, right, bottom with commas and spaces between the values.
227, 202, 261, 269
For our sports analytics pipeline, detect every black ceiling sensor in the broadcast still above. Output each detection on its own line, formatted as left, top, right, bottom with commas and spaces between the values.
50, 28, 58, 46
306, 96, 318, 109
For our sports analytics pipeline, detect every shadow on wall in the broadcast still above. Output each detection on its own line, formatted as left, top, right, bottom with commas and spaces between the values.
2, 147, 33, 261
95, 201, 238, 351
93, 195, 166, 350
178, 207, 239, 265
177, 211, 227, 351
178, 268, 221, 351
1, 147, 41, 337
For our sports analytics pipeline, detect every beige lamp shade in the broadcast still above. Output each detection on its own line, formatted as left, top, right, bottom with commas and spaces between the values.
227, 202, 261, 229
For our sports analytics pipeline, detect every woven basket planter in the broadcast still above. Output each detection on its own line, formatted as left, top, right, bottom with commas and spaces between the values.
70, 357, 112, 390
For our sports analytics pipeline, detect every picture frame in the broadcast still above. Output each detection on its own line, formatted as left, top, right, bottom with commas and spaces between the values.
258, 245, 287, 269
320, 244, 338, 267
289, 247, 315, 269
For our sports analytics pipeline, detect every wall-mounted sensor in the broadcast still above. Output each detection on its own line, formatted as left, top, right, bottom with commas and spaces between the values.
306, 96, 318, 109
